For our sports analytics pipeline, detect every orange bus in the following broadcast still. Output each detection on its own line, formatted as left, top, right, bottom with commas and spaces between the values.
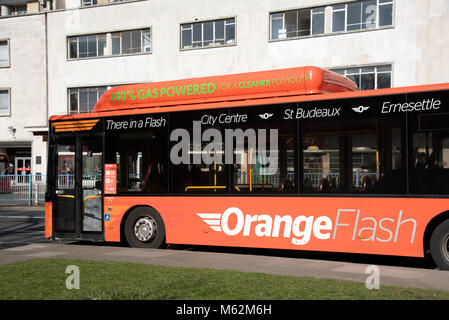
45, 66, 449, 270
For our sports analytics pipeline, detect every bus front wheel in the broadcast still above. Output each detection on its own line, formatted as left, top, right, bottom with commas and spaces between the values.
430, 220, 449, 270
124, 207, 166, 249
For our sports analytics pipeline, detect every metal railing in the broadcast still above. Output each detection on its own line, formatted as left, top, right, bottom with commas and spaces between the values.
56, 174, 101, 190
0, 174, 46, 205
0, 174, 102, 205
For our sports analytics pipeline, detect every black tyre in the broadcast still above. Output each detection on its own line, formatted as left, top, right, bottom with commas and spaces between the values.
430, 220, 449, 270
124, 207, 166, 248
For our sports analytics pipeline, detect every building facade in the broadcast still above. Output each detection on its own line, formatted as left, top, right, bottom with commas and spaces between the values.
1, 0, 449, 175
0, 12, 47, 177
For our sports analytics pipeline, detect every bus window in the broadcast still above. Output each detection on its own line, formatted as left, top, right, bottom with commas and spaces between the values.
410, 131, 449, 194
303, 134, 339, 192
302, 117, 403, 194
105, 130, 168, 194
82, 141, 102, 188
57, 145, 75, 189
352, 133, 378, 191
230, 109, 296, 194
169, 110, 228, 193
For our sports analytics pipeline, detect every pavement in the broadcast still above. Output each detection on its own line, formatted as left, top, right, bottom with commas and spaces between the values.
1, 205, 449, 293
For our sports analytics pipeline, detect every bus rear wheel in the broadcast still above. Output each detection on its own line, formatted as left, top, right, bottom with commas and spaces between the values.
124, 207, 166, 248
430, 220, 449, 270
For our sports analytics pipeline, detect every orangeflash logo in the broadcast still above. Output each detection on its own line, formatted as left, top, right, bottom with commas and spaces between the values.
197, 207, 332, 246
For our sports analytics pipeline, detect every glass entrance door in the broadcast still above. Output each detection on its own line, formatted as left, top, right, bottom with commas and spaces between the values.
15, 157, 31, 184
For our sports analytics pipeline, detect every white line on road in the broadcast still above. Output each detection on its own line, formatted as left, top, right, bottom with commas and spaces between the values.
0, 232, 45, 236
0, 216, 44, 219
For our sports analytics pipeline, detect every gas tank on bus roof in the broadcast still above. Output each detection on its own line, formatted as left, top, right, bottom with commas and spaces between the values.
92, 66, 358, 113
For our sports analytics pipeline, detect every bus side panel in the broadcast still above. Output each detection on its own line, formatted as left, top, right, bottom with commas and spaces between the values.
103, 196, 449, 258
103, 197, 122, 242
45, 201, 52, 239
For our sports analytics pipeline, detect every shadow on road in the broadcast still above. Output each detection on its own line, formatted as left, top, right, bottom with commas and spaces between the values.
62, 240, 437, 270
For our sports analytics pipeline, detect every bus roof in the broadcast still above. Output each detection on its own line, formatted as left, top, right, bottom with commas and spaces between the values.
49, 67, 449, 122
91, 66, 357, 114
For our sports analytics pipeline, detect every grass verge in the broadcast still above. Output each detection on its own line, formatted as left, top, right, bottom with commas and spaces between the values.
0, 258, 448, 300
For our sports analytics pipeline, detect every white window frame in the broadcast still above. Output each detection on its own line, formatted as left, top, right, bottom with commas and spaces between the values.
377, 0, 394, 27
311, 7, 325, 35
0, 88, 11, 117
9, 4, 27, 15
68, 86, 109, 114
180, 18, 236, 50
0, 39, 10, 68
331, 0, 394, 33
269, 7, 326, 41
111, 29, 151, 56
68, 28, 151, 60
331, 64, 393, 90
81, 0, 97, 7
67, 33, 106, 59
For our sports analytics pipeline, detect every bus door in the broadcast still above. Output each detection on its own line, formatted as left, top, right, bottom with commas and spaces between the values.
53, 135, 103, 240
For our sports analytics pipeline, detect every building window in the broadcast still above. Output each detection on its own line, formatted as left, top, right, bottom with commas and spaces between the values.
270, 7, 325, 40
0, 89, 11, 116
271, 0, 393, 41
311, 7, 325, 35
81, 0, 97, 6
69, 86, 108, 114
0, 40, 9, 68
112, 29, 151, 55
9, 4, 27, 15
332, 0, 393, 33
68, 34, 106, 59
180, 18, 235, 49
68, 29, 151, 60
331, 65, 392, 90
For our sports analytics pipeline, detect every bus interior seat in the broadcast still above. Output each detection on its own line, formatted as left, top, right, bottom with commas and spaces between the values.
414, 152, 427, 169
140, 163, 153, 192
375, 169, 403, 193
141, 162, 164, 193
329, 177, 338, 191
425, 152, 437, 169
303, 178, 312, 193
319, 178, 331, 192
280, 178, 294, 192
360, 175, 373, 192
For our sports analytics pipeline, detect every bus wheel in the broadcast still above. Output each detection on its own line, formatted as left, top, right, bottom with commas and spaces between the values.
430, 220, 449, 270
124, 207, 166, 249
